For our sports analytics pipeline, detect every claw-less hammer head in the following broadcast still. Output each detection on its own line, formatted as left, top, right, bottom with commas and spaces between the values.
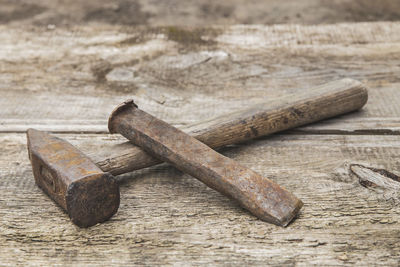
26, 79, 368, 227
26, 129, 120, 227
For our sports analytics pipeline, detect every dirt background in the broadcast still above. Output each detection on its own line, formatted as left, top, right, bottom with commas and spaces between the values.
1, 0, 400, 26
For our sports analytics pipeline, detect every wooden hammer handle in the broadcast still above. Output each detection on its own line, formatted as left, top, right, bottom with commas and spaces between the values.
93, 78, 367, 175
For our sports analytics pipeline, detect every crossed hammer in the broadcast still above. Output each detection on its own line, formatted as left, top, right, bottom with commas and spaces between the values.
27, 79, 367, 227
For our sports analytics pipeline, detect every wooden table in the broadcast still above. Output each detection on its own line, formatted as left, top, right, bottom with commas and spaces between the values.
1, 22, 400, 265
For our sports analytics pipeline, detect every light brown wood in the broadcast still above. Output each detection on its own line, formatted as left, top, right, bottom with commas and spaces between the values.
1, 22, 400, 265
94, 79, 367, 175
2, 133, 400, 265
351, 164, 400, 193
3, 0, 400, 27
0, 23, 399, 134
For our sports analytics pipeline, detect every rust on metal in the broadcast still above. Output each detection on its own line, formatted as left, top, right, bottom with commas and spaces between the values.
26, 129, 120, 227
26, 79, 367, 227
108, 100, 303, 226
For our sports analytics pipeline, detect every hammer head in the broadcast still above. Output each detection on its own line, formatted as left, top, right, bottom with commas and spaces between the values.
27, 129, 120, 227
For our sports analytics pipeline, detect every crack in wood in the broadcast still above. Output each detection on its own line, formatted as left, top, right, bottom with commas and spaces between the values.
350, 164, 400, 191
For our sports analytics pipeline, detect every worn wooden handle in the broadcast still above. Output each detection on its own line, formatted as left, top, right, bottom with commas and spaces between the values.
93, 78, 367, 175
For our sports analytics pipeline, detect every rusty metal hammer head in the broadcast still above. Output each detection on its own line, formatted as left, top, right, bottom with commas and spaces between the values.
26, 129, 120, 227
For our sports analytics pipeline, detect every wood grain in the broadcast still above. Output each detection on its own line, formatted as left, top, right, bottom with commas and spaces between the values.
1, 22, 400, 266
0, 23, 399, 134
2, 133, 400, 265
94, 78, 367, 175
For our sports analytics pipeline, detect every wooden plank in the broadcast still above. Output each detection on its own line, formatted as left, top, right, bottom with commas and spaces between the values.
0, 23, 400, 134
2, 132, 400, 265
1, 22, 400, 265
3, 0, 400, 27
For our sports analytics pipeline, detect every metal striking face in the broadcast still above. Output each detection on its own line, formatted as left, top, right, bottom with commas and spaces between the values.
27, 129, 120, 227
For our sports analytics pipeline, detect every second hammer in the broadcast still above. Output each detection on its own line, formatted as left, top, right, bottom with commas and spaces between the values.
109, 101, 303, 227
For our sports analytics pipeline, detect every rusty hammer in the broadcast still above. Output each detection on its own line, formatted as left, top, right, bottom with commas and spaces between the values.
27, 79, 367, 227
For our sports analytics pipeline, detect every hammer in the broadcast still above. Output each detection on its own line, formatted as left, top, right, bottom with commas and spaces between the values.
27, 79, 367, 227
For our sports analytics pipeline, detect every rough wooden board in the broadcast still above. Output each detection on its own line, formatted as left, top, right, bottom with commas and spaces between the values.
0, 22, 400, 134
2, 0, 400, 26
2, 133, 400, 265
1, 22, 400, 266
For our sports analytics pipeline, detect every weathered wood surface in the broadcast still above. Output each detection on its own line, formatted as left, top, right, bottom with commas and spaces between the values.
96, 79, 367, 175
1, 23, 400, 134
2, 133, 400, 265
2, 0, 400, 26
1, 22, 400, 265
